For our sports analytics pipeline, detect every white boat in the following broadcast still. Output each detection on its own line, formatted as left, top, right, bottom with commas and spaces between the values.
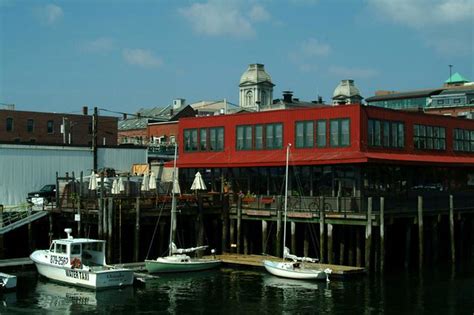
145, 145, 221, 273
263, 144, 332, 281
0, 272, 17, 290
30, 228, 134, 289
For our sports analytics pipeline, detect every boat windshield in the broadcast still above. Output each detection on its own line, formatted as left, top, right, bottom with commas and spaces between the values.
83, 242, 103, 253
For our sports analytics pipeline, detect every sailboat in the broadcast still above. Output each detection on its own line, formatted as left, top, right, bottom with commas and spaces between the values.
263, 144, 332, 281
145, 145, 221, 273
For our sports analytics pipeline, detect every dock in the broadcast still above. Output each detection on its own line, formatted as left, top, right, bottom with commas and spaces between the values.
0, 255, 364, 279
205, 253, 365, 278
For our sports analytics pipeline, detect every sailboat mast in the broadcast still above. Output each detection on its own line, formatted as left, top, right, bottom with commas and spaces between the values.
282, 143, 290, 257
169, 144, 178, 255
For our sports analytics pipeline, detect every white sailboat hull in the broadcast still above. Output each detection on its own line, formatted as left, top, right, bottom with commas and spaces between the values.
263, 260, 328, 280
145, 255, 221, 273
30, 251, 134, 289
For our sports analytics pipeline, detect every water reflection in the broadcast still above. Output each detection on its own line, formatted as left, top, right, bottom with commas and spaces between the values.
34, 279, 134, 314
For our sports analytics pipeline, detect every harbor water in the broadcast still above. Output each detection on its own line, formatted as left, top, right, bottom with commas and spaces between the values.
1, 263, 473, 314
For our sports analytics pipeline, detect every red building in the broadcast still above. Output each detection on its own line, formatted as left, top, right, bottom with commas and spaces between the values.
176, 104, 474, 199
0, 107, 118, 146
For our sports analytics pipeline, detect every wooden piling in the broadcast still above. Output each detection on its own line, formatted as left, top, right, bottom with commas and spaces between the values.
107, 197, 113, 262
237, 199, 242, 254
119, 199, 123, 263
339, 227, 345, 265
49, 212, 53, 245
365, 197, 372, 271
327, 223, 334, 264
230, 220, 235, 253
0, 205, 3, 258
243, 223, 249, 255
222, 195, 229, 252
348, 226, 354, 266
356, 227, 362, 267
28, 223, 34, 252
134, 197, 140, 262
319, 197, 325, 263
380, 196, 385, 273
304, 224, 309, 257
418, 196, 423, 269
276, 206, 282, 258
449, 195, 455, 263
404, 223, 411, 269
262, 220, 268, 254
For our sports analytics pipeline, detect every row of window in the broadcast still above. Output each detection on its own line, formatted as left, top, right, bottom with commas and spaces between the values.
453, 128, 474, 152
183, 119, 350, 152
413, 124, 446, 150
184, 127, 224, 152
5, 118, 56, 134
368, 119, 405, 148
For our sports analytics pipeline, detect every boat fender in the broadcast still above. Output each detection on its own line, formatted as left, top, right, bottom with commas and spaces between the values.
71, 257, 82, 269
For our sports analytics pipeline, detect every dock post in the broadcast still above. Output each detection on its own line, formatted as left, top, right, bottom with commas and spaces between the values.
449, 195, 455, 263
327, 224, 334, 264
107, 197, 113, 263
339, 227, 345, 265
319, 197, 326, 263
243, 223, 249, 255
237, 198, 242, 254
380, 197, 385, 274
276, 205, 282, 258
78, 171, 83, 237
197, 194, 204, 247
418, 196, 423, 269
0, 205, 3, 258
356, 227, 362, 267
365, 197, 372, 271
134, 197, 140, 262
262, 220, 268, 254
222, 194, 229, 253
304, 224, 309, 257
348, 226, 354, 266
119, 199, 122, 263
291, 222, 296, 254
405, 221, 412, 269
28, 222, 34, 252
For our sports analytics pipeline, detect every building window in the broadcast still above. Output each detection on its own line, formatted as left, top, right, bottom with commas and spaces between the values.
209, 127, 224, 151
255, 125, 263, 150
454, 128, 473, 152
453, 98, 461, 104
330, 118, 350, 147
200, 129, 208, 151
368, 119, 404, 148
27, 119, 35, 133
414, 124, 445, 150
261, 91, 267, 106
236, 125, 253, 150
6, 117, 13, 132
47, 120, 54, 134
184, 129, 198, 152
295, 121, 314, 148
266, 123, 283, 149
316, 120, 326, 147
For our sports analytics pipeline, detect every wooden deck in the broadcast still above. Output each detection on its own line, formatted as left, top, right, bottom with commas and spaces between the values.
205, 253, 365, 278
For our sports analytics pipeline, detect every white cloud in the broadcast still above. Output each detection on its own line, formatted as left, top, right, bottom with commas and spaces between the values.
301, 38, 331, 57
367, 0, 473, 28
329, 66, 379, 79
367, 0, 473, 55
122, 49, 163, 68
249, 5, 270, 22
36, 4, 63, 25
179, 1, 270, 38
81, 38, 115, 54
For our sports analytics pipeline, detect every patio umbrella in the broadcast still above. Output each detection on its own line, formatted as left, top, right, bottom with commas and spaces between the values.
118, 177, 125, 192
191, 172, 207, 191
111, 178, 119, 194
141, 173, 150, 191
88, 171, 97, 191
149, 172, 157, 190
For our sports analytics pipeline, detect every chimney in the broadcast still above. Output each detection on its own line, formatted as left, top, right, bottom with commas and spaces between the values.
282, 91, 293, 103
82, 106, 88, 115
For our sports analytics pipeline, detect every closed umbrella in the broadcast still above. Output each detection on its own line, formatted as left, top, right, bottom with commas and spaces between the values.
141, 173, 149, 191
149, 172, 157, 190
118, 177, 125, 192
111, 178, 119, 194
191, 172, 207, 191
88, 171, 97, 191
172, 177, 181, 195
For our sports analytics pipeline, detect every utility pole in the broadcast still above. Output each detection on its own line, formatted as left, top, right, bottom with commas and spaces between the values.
93, 107, 98, 171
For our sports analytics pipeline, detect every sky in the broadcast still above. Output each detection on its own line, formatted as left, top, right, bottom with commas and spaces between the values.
1, 0, 473, 116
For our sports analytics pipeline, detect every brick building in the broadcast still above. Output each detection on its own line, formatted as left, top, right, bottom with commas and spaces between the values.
0, 107, 118, 146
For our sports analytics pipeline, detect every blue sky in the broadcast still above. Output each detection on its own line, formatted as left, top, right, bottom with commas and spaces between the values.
1, 0, 473, 115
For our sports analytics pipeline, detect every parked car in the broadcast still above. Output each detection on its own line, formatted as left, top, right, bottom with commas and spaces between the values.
27, 184, 56, 204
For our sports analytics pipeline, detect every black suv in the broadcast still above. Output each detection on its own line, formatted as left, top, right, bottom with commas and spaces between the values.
27, 184, 56, 204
